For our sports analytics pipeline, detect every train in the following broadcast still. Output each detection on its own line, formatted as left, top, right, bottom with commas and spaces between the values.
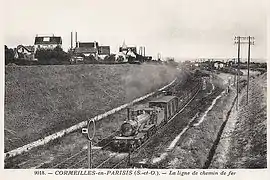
112, 94, 179, 152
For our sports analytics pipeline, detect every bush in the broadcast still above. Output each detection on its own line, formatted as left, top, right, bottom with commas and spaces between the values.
104, 54, 116, 62
83, 55, 99, 64
35, 46, 71, 65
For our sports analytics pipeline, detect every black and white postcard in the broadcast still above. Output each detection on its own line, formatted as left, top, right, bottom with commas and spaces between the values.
1, 0, 269, 179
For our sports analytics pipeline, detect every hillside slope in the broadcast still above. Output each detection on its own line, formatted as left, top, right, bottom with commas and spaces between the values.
211, 73, 267, 168
4, 64, 177, 152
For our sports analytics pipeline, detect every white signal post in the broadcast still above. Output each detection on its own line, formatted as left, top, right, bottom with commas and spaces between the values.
82, 118, 96, 169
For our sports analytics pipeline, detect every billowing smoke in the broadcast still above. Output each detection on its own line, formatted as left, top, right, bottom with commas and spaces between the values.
122, 64, 178, 101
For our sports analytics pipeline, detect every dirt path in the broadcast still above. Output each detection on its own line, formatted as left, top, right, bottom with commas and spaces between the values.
129, 71, 258, 169
211, 73, 267, 168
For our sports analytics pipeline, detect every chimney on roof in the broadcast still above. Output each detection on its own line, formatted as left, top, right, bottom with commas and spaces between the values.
145, 47, 146, 56
75, 32, 78, 48
143, 47, 145, 57
71, 32, 73, 49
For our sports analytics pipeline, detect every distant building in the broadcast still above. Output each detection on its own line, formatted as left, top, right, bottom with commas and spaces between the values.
16, 45, 35, 54
34, 35, 62, 51
145, 56, 152, 61
14, 45, 37, 61
214, 61, 226, 69
119, 41, 137, 54
98, 46, 110, 56
74, 41, 99, 57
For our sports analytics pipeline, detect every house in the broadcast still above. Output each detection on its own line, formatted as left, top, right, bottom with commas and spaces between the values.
119, 41, 137, 54
74, 42, 99, 57
98, 46, 110, 56
213, 61, 227, 69
34, 35, 62, 51
16, 45, 34, 54
14, 45, 37, 61
116, 41, 138, 62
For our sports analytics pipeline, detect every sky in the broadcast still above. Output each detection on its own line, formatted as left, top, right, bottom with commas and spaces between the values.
3, 0, 267, 60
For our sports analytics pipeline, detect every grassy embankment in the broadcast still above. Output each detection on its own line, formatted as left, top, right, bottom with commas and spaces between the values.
5, 64, 177, 152
211, 73, 267, 168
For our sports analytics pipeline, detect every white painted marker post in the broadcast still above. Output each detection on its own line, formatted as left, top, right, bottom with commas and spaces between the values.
82, 119, 96, 169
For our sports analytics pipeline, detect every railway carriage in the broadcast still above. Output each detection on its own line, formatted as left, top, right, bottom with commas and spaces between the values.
149, 96, 179, 122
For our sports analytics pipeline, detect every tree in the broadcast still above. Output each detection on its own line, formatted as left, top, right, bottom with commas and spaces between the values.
84, 54, 98, 64
5, 45, 15, 65
35, 46, 70, 65
104, 54, 116, 62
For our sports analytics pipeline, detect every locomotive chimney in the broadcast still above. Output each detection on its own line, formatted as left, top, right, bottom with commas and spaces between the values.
127, 108, 130, 121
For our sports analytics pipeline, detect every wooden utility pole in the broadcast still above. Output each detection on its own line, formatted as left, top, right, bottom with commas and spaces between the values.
236, 36, 240, 110
247, 36, 251, 104
234, 36, 255, 108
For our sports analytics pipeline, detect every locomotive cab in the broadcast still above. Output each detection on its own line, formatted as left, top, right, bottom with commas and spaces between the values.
128, 107, 146, 121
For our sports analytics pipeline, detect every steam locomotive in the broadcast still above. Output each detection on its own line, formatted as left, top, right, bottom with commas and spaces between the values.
112, 95, 179, 151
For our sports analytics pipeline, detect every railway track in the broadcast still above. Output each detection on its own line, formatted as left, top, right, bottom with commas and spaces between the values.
77, 82, 202, 169
129, 84, 224, 168
39, 133, 116, 168
47, 86, 177, 169
38, 75, 202, 169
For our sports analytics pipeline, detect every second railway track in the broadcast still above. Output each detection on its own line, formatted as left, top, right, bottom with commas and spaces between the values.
38, 74, 202, 169
77, 82, 202, 169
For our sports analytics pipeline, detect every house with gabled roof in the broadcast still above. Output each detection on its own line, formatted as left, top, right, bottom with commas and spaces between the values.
74, 41, 99, 57
98, 46, 110, 56
34, 35, 62, 51
14, 45, 36, 61
119, 40, 137, 54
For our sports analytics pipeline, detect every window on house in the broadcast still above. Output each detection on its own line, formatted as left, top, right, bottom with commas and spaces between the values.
43, 37, 50, 42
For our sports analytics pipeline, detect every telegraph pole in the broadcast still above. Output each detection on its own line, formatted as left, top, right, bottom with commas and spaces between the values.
234, 36, 255, 108
236, 36, 240, 110
247, 36, 251, 104
237, 37, 240, 109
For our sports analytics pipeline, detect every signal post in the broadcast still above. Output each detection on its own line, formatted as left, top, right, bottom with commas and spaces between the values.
82, 119, 96, 169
